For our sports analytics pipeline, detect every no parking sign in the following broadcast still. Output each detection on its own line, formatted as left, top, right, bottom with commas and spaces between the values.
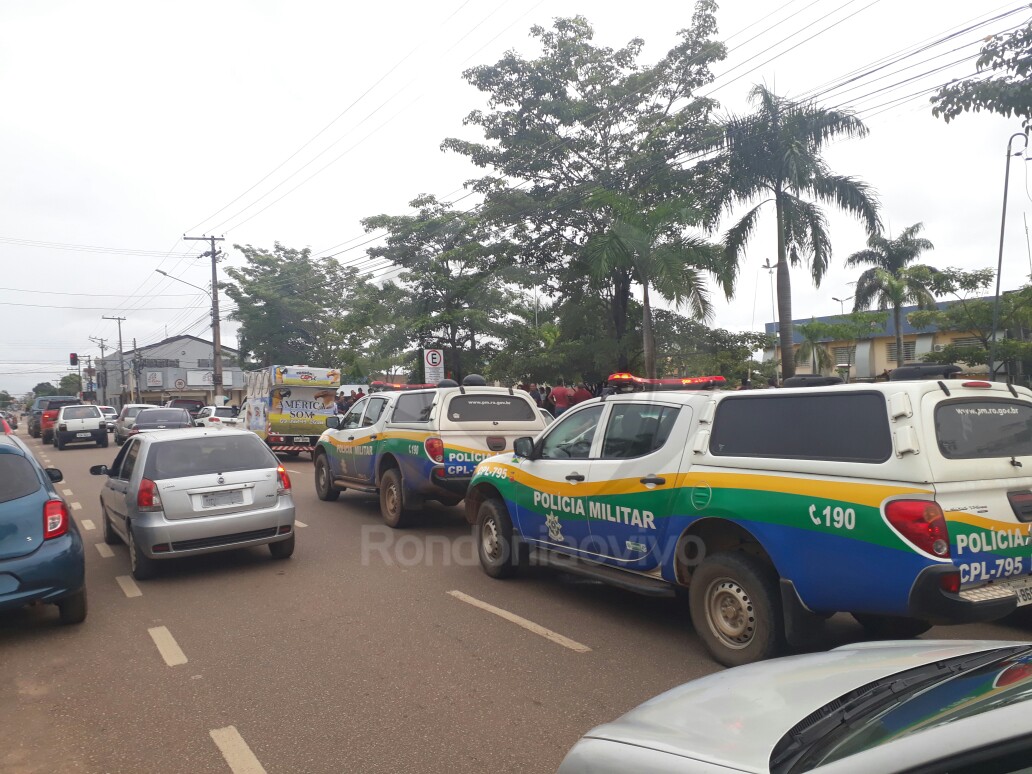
424, 349, 444, 383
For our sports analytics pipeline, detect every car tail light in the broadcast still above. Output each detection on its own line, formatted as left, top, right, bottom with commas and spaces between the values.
58, 424, 67, 431
209, 417, 220, 422
939, 572, 961, 593
425, 437, 444, 463
270, 435, 283, 443
277, 465, 291, 494
43, 500, 69, 539
137, 478, 163, 512
885, 500, 950, 557
962, 381, 992, 388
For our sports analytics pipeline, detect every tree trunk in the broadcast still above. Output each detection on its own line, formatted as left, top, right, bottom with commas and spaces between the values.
894, 305, 904, 367
775, 194, 795, 379
642, 278, 656, 379
611, 269, 632, 371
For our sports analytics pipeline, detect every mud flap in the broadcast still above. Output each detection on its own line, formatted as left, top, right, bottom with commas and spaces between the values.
780, 579, 825, 648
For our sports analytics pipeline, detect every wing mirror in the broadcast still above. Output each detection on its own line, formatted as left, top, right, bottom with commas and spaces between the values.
325, 415, 341, 430
45, 468, 63, 483
513, 437, 535, 459
89, 464, 109, 476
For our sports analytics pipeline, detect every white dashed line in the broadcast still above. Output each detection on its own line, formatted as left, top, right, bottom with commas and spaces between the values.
285, 469, 301, 474
148, 626, 188, 666
95, 544, 114, 558
116, 575, 142, 598
209, 726, 266, 774
70, 502, 82, 511
80, 519, 95, 531
294, 521, 307, 528
62, 488, 73, 496
447, 590, 591, 653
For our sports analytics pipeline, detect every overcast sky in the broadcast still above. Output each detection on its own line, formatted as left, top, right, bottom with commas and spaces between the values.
2, 0, 1030, 395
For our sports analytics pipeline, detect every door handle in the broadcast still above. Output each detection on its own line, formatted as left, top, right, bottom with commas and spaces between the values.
347, 436, 355, 441
369, 435, 377, 441
640, 475, 666, 486
565, 473, 585, 482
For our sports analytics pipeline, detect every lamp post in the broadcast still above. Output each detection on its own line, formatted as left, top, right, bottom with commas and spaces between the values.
762, 259, 778, 375
832, 295, 853, 316
155, 269, 223, 403
988, 131, 1029, 380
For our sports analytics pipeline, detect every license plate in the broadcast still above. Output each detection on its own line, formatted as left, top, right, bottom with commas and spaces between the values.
76, 432, 91, 438
998, 575, 1032, 606
293, 436, 308, 443
202, 490, 244, 508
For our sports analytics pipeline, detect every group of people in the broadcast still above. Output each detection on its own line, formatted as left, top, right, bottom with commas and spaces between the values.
519, 379, 600, 416
333, 388, 366, 415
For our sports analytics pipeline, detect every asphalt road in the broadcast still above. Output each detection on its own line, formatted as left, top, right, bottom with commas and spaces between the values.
3, 427, 1031, 773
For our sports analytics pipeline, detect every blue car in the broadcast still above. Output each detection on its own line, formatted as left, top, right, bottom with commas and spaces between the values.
0, 432, 86, 623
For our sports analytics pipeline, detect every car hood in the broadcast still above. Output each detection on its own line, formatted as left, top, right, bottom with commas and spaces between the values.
580, 640, 1023, 773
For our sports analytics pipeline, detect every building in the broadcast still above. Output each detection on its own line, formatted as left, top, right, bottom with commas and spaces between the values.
763, 300, 987, 380
96, 335, 246, 409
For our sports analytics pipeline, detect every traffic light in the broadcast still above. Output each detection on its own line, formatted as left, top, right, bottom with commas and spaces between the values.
69, 353, 78, 366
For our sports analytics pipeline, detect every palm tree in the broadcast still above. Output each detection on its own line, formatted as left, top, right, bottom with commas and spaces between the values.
847, 223, 938, 367
794, 319, 834, 374
710, 84, 881, 378
585, 192, 731, 378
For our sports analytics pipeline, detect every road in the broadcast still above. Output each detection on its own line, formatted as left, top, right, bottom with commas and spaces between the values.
2, 427, 1031, 773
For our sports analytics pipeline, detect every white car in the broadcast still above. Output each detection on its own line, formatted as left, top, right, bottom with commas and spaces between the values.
194, 406, 243, 428
98, 405, 118, 432
54, 404, 109, 450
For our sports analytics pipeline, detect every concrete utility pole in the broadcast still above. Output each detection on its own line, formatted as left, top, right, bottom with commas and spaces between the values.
102, 316, 126, 404
89, 336, 108, 403
184, 234, 225, 401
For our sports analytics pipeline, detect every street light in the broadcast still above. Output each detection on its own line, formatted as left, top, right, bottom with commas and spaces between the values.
988, 131, 1029, 380
832, 295, 854, 315
762, 259, 778, 378
154, 269, 224, 403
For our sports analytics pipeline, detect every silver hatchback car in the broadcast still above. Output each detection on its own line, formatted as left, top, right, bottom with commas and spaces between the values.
90, 427, 295, 580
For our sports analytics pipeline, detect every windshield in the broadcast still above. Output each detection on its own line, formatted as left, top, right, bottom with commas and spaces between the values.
63, 406, 100, 420
136, 409, 190, 425
144, 435, 278, 479
935, 399, 1032, 459
446, 394, 535, 422
214, 407, 235, 417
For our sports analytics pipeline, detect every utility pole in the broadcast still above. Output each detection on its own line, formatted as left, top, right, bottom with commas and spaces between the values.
89, 336, 108, 403
184, 234, 225, 402
132, 338, 142, 402
102, 316, 126, 404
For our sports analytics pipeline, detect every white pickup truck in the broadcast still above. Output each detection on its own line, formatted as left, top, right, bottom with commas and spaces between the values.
54, 404, 109, 449
194, 406, 243, 428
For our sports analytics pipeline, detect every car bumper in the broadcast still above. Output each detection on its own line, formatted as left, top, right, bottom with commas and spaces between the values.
427, 465, 472, 496
909, 563, 1017, 624
56, 430, 106, 443
132, 497, 296, 560
0, 531, 86, 611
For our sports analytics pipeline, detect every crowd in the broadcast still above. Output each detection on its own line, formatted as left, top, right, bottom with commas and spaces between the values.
518, 378, 604, 417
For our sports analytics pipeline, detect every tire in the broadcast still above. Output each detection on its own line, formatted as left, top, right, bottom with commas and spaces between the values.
689, 552, 784, 667
56, 434, 65, 450
98, 435, 108, 448
115, 433, 125, 446
57, 588, 87, 625
269, 534, 295, 559
43, 431, 52, 445
852, 613, 932, 639
379, 467, 412, 528
314, 454, 341, 501
128, 525, 158, 581
476, 498, 522, 579
102, 508, 121, 545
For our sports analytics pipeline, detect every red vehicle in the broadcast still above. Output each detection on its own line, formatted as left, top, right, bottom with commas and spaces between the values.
40, 397, 82, 444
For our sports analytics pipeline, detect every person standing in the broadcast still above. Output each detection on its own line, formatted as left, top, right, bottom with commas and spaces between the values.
571, 382, 593, 405
551, 379, 574, 416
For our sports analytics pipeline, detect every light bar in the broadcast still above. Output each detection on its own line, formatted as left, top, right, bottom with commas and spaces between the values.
606, 373, 727, 392
368, 381, 437, 393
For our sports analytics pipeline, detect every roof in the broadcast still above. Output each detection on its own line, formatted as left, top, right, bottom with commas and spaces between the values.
99, 334, 240, 361
131, 426, 253, 443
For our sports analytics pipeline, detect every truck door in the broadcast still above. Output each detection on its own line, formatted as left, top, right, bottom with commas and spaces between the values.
350, 397, 389, 484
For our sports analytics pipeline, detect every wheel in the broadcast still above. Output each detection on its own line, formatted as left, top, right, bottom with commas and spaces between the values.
102, 508, 121, 545
379, 467, 412, 528
284, 451, 301, 458
269, 534, 295, 559
689, 552, 784, 667
852, 613, 932, 639
56, 434, 65, 450
476, 498, 522, 579
98, 435, 108, 448
314, 454, 341, 501
128, 525, 158, 580
115, 433, 125, 446
57, 588, 87, 624
43, 431, 52, 445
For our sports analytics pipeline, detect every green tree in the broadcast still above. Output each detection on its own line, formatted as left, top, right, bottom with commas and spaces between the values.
932, 19, 1032, 129
793, 319, 837, 374
32, 382, 59, 397
709, 84, 881, 378
0, 390, 12, 408
583, 192, 729, 377
442, 7, 726, 369
652, 310, 773, 381
58, 374, 82, 395
847, 223, 938, 366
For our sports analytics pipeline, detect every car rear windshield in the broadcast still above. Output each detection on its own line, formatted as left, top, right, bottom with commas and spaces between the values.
935, 399, 1032, 459
214, 407, 235, 418
393, 392, 435, 422
0, 456, 41, 502
145, 435, 278, 479
63, 406, 101, 420
446, 395, 536, 422
136, 409, 189, 424
44, 398, 79, 410
125, 406, 148, 419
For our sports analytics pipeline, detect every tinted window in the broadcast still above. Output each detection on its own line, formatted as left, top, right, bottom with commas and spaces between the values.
710, 392, 892, 463
341, 398, 367, 429
123, 406, 147, 419
363, 397, 388, 426
540, 405, 604, 460
121, 440, 141, 480
136, 409, 190, 425
935, 399, 1032, 459
0, 456, 41, 502
145, 435, 277, 479
214, 407, 235, 418
63, 406, 101, 420
394, 393, 435, 423
447, 394, 535, 422
601, 404, 680, 459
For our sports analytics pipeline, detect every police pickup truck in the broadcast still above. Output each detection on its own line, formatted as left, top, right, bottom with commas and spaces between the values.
313, 376, 548, 527
464, 369, 1032, 666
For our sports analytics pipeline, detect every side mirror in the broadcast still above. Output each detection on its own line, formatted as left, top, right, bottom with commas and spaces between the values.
89, 464, 109, 476
45, 468, 63, 483
513, 437, 535, 459
325, 415, 341, 430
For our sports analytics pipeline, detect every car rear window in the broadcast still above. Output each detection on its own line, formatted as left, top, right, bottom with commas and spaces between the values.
214, 407, 235, 418
935, 399, 1032, 459
710, 392, 892, 463
136, 409, 190, 424
63, 406, 101, 420
0, 456, 41, 502
125, 406, 148, 419
393, 393, 435, 422
446, 395, 536, 422
145, 435, 278, 479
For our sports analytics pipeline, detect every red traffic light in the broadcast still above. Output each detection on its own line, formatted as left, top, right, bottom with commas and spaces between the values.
69, 353, 78, 366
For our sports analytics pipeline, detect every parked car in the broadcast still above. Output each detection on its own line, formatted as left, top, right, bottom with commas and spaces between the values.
53, 404, 109, 450
113, 403, 156, 446
98, 405, 118, 431
90, 427, 296, 580
129, 408, 194, 436
194, 405, 242, 428
559, 639, 1032, 774
164, 398, 205, 419
0, 432, 86, 623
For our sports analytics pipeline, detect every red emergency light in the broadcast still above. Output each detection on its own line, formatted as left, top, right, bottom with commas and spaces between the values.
606, 373, 727, 392
368, 381, 438, 393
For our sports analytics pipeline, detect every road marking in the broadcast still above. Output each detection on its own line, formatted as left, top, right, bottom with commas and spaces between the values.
447, 590, 591, 653
285, 469, 301, 474
116, 575, 142, 598
95, 543, 114, 558
70, 502, 82, 511
148, 626, 188, 667
209, 726, 266, 774
80, 519, 96, 531
294, 520, 307, 528
62, 488, 73, 496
